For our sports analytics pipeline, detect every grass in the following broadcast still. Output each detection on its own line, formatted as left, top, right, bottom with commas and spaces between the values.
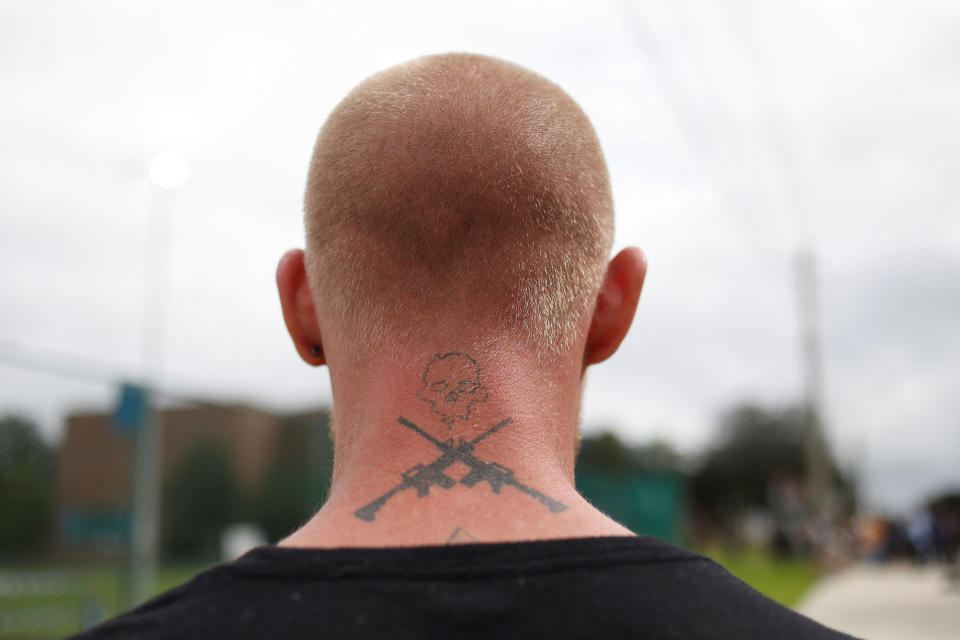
0, 563, 209, 638
698, 546, 820, 608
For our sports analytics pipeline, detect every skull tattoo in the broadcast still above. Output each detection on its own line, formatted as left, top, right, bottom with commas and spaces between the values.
417, 352, 488, 429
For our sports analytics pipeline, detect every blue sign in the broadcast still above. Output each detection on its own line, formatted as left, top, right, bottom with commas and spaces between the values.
112, 383, 148, 434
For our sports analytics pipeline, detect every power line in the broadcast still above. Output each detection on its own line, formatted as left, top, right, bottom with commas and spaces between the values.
616, 0, 834, 510
720, 0, 813, 246
0, 339, 136, 388
719, 0, 834, 510
0, 339, 231, 408
614, 0, 787, 272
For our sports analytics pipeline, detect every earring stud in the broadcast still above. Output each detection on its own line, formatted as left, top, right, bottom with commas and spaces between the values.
310, 345, 323, 357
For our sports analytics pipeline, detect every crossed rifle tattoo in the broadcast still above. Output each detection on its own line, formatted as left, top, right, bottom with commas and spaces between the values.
354, 416, 567, 521
354, 352, 568, 522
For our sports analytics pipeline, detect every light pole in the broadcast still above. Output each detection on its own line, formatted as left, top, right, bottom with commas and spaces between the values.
794, 248, 831, 515
129, 150, 189, 607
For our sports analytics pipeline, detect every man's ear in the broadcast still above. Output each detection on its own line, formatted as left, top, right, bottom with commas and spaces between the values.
583, 247, 647, 366
276, 249, 326, 366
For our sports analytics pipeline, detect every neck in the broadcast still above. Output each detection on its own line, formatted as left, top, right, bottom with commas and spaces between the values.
280, 344, 633, 548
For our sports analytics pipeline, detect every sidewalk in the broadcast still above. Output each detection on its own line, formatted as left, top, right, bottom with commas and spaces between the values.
798, 563, 960, 639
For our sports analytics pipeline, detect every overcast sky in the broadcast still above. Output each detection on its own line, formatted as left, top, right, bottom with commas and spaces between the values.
1, 0, 957, 512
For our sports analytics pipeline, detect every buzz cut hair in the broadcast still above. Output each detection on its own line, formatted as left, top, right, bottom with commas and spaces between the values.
304, 53, 614, 359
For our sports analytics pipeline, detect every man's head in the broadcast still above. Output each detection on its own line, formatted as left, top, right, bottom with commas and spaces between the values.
297, 53, 615, 360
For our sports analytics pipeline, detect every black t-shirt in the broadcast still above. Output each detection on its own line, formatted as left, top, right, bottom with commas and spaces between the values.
71, 536, 855, 639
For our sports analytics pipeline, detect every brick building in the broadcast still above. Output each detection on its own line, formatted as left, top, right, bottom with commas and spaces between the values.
57, 405, 331, 555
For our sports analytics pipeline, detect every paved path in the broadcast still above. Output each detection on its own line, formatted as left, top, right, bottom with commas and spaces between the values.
798, 563, 960, 639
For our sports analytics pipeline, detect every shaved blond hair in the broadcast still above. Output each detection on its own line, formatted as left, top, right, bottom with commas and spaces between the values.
304, 53, 613, 359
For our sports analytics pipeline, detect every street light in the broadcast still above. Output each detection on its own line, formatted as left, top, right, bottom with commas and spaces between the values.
129, 150, 190, 607
147, 150, 190, 190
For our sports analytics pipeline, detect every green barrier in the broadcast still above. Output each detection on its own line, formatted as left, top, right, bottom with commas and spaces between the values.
575, 467, 686, 544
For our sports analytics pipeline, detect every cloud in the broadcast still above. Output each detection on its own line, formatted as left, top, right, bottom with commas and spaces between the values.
1, 0, 958, 512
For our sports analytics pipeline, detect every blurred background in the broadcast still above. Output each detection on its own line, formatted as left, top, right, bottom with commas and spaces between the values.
1, 1, 958, 638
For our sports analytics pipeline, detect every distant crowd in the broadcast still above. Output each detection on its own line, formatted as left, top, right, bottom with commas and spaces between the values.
856, 509, 960, 565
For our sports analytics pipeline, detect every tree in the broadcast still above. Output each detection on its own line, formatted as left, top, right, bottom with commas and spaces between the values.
251, 417, 333, 543
691, 404, 853, 519
692, 405, 806, 517
0, 415, 56, 554
632, 439, 684, 472
578, 431, 683, 473
578, 431, 634, 472
253, 462, 312, 543
162, 438, 244, 560
927, 490, 960, 516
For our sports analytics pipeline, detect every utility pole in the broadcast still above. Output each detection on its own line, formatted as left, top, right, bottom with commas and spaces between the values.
795, 249, 831, 514
128, 188, 168, 607
128, 388, 161, 606
129, 151, 189, 607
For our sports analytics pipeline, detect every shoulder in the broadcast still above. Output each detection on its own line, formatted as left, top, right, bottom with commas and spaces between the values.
491, 537, 856, 639
67, 539, 857, 640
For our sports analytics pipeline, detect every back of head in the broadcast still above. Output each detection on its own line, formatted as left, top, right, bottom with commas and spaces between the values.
304, 53, 613, 361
